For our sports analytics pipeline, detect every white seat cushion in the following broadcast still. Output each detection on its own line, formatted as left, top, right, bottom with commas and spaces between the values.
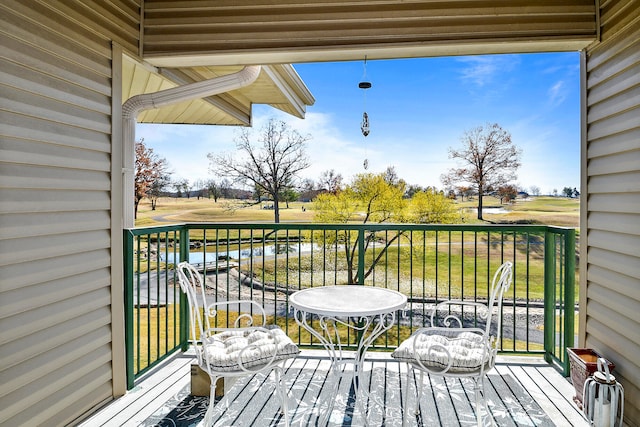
203, 326, 299, 372
391, 329, 491, 373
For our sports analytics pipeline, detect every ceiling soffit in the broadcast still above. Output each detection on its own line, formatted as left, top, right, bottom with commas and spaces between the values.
141, 0, 598, 67
122, 56, 314, 125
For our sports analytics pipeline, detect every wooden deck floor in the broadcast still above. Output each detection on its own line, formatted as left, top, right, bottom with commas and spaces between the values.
79, 351, 588, 427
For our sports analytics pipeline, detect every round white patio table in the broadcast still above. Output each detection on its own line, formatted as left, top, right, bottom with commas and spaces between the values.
290, 285, 407, 425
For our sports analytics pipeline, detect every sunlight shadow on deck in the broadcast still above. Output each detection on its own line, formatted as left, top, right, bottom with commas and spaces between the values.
131, 353, 586, 427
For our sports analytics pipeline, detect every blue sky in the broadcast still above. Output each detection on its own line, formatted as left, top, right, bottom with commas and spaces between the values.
138, 52, 581, 195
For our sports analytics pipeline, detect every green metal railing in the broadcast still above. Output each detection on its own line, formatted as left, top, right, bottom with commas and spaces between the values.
124, 223, 576, 389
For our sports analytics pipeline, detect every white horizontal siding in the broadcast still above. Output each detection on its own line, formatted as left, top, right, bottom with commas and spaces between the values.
587, 127, 640, 157
588, 171, 640, 193
0, 188, 111, 213
0, 0, 140, 425
0, 268, 111, 328
585, 1, 640, 423
0, 164, 110, 191
588, 149, 640, 175
587, 264, 640, 302
587, 247, 640, 280
588, 229, 640, 257
0, 211, 111, 240
588, 192, 640, 213
1, 138, 111, 173
1, 250, 112, 294
2, 110, 111, 152
588, 211, 640, 234
0, 230, 111, 267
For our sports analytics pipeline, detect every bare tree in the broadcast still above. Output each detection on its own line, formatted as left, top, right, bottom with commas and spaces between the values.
172, 178, 189, 198
148, 173, 171, 210
134, 139, 170, 219
300, 178, 316, 192
497, 184, 518, 204
441, 123, 521, 220
205, 179, 221, 202
529, 185, 541, 197
208, 118, 310, 222
193, 179, 205, 199
318, 169, 343, 194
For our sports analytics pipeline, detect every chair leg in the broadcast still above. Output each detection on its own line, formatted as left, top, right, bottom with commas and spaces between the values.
274, 366, 290, 427
203, 375, 220, 427
416, 369, 424, 415
402, 366, 424, 427
402, 365, 411, 427
474, 376, 495, 427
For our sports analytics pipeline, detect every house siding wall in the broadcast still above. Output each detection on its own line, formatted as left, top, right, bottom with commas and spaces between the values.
584, 0, 640, 424
0, 1, 139, 425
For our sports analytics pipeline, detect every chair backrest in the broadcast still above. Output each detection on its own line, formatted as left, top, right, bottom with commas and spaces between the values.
429, 261, 513, 339
176, 262, 208, 361
485, 261, 513, 342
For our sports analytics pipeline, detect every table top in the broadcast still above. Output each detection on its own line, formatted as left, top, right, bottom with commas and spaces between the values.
290, 285, 407, 317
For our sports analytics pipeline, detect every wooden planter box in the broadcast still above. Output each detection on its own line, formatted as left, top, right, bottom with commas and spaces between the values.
190, 364, 224, 398
567, 348, 615, 408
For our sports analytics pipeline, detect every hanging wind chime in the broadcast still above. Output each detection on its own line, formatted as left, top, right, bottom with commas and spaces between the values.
359, 57, 372, 169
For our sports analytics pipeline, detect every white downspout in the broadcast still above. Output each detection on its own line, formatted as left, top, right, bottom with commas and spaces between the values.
121, 65, 261, 228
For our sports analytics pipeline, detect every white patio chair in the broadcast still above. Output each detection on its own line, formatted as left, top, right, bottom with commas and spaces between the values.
392, 261, 513, 427
176, 261, 299, 427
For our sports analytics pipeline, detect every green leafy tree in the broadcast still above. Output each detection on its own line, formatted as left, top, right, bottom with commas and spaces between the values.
314, 173, 462, 283
409, 189, 461, 223
313, 172, 407, 283
279, 186, 299, 208
441, 123, 521, 220
562, 186, 578, 198
404, 184, 424, 199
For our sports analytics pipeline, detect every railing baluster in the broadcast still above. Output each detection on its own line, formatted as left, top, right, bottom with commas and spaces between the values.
124, 223, 575, 387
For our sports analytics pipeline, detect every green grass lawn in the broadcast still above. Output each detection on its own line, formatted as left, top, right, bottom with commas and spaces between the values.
136, 196, 580, 228
136, 197, 316, 225
454, 196, 579, 227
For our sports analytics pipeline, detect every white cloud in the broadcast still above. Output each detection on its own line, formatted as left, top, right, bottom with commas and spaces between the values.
548, 80, 567, 107
457, 55, 520, 87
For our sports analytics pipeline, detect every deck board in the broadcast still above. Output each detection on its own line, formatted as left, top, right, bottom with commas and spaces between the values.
82, 356, 192, 426
77, 352, 589, 427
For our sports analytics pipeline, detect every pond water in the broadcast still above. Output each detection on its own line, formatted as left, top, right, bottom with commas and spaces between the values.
162, 243, 317, 265
470, 207, 511, 214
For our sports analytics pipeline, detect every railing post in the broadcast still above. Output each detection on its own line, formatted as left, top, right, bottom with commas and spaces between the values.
179, 226, 190, 352
543, 229, 556, 364
357, 228, 365, 285
123, 229, 135, 390
563, 229, 576, 376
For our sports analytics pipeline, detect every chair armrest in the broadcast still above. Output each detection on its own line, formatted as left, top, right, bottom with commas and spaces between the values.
430, 300, 490, 329
205, 299, 268, 328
